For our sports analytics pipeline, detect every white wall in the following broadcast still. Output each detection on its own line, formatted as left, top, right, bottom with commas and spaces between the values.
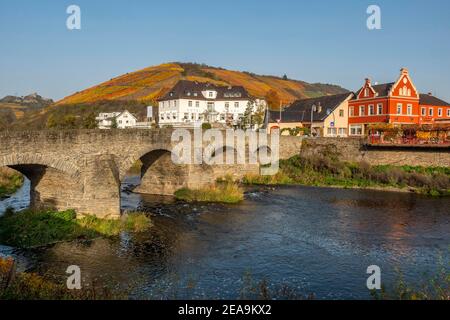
158, 98, 253, 126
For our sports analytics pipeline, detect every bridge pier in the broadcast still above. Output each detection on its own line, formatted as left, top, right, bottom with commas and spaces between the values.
79, 155, 121, 219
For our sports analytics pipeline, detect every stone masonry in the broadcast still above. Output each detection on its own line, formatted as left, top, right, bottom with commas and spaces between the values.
0, 129, 299, 218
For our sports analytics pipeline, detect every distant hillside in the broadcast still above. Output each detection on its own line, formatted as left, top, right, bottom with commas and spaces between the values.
1, 93, 53, 108
0, 93, 53, 130
57, 62, 348, 106
7, 63, 348, 130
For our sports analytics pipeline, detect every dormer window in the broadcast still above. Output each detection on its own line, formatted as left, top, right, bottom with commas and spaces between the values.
208, 92, 213, 98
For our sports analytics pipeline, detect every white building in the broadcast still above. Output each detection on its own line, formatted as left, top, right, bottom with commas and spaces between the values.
158, 80, 260, 127
96, 110, 137, 129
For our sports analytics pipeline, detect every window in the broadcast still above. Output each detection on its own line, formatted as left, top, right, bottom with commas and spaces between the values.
338, 128, 346, 136
184, 113, 188, 120
447, 109, 450, 117
349, 106, 354, 117
359, 106, 365, 116
220, 114, 225, 121
438, 108, 443, 117
377, 103, 383, 115
429, 108, 433, 116
188, 101, 192, 107
161, 114, 164, 120
407, 104, 412, 116
397, 104, 402, 115
234, 102, 239, 108
173, 113, 177, 120
421, 107, 426, 116
369, 105, 375, 115
207, 102, 215, 112
208, 92, 213, 98
327, 128, 337, 136
225, 102, 230, 110
196, 101, 200, 107
339, 109, 344, 117
350, 125, 362, 136
364, 88, 369, 97
191, 113, 195, 120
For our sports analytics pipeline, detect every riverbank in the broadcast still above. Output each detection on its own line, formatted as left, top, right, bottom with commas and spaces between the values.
0, 209, 152, 248
0, 168, 23, 198
243, 153, 450, 197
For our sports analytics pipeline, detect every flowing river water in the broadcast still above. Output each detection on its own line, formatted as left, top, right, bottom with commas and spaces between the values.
0, 175, 449, 299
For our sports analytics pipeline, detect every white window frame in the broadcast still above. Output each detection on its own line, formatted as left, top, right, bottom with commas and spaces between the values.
429, 108, 433, 116
421, 107, 426, 116
377, 103, 383, 115
369, 104, 375, 115
350, 125, 363, 136
397, 103, 402, 115
349, 106, 354, 117
359, 105, 365, 116
407, 104, 412, 116
438, 108, 443, 117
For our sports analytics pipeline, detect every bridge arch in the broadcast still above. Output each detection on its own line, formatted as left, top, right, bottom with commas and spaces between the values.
0, 153, 83, 212
0, 153, 81, 180
253, 146, 273, 165
123, 147, 190, 196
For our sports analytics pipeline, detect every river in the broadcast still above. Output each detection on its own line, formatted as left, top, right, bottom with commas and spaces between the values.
0, 175, 449, 299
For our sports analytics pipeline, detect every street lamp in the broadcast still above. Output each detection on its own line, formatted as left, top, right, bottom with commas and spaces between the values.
311, 103, 320, 136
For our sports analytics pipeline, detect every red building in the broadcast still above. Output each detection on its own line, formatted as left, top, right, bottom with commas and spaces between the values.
348, 68, 450, 136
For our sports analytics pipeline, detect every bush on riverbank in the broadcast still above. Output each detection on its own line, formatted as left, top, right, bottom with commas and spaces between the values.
0, 209, 152, 248
0, 256, 124, 300
0, 168, 23, 197
174, 180, 244, 204
372, 262, 449, 300
244, 152, 450, 196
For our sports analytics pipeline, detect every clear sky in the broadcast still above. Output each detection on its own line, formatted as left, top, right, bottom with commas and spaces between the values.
1, 0, 450, 101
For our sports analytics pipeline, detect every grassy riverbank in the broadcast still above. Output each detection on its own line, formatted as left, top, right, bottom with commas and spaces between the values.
0, 209, 152, 248
174, 180, 244, 204
243, 153, 450, 196
0, 168, 23, 198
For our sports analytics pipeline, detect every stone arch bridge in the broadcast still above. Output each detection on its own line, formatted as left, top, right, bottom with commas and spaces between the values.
0, 130, 302, 218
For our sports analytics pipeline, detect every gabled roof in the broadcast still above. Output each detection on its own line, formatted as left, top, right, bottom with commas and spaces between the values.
355, 82, 394, 98
159, 80, 250, 101
268, 93, 353, 123
419, 94, 450, 106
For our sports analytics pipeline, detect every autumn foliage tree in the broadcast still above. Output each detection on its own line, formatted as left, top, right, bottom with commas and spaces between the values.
265, 89, 281, 110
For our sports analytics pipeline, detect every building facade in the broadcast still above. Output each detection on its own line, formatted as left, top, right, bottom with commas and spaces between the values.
157, 80, 259, 127
96, 110, 137, 129
348, 68, 450, 136
267, 93, 353, 137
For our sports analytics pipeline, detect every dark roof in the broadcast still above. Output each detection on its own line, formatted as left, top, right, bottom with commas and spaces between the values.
419, 94, 450, 106
159, 80, 250, 101
268, 93, 353, 123
355, 82, 394, 98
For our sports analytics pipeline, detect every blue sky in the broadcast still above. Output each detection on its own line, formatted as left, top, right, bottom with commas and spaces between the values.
1, 0, 450, 101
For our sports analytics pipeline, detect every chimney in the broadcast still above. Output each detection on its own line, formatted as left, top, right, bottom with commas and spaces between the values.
401, 67, 409, 75
428, 92, 432, 96
365, 78, 371, 85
